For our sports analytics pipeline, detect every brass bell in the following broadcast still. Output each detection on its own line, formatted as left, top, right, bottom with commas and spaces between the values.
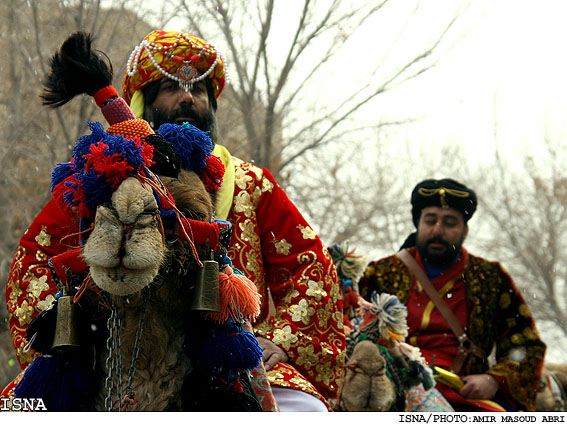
190, 260, 221, 313
52, 295, 81, 349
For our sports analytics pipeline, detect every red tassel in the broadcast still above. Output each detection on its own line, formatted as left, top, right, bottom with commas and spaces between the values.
207, 266, 261, 324
52, 180, 75, 217
200, 155, 225, 192
233, 380, 243, 393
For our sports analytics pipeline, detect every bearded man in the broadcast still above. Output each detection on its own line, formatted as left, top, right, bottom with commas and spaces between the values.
3, 30, 345, 412
358, 178, 546, 411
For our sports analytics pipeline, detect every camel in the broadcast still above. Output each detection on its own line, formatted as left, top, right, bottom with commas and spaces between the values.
83, 172, 214, 411
8, 32, 264, 411
333, 291, 436, 411
11, 133, 263, 411
327, 243, 436, 411
536, 363, 567, 412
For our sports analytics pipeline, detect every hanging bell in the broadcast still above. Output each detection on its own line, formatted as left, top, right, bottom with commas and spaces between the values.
52, 295, 81, 349
190, 260, 221, 313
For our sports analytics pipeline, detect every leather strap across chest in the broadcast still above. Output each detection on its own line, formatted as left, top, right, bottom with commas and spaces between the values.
396, 249, 484, 374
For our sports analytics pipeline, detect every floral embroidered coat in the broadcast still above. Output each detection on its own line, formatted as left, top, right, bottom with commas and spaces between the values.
3, 155, 346, 408
358, 247, 545, 411
226, 158, 345, 405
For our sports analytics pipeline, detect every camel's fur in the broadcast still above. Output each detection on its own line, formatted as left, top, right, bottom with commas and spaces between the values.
84, 170, 215, 411
536, 363, 567, 412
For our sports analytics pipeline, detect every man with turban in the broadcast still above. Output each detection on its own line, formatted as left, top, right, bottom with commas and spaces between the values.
358, 178, 545, 411
4, 30, 345, 411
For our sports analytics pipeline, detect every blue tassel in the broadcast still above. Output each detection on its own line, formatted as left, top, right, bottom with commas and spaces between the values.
223, 328, 263, 371
80, 169, 113, 210
15, 354, 95, 411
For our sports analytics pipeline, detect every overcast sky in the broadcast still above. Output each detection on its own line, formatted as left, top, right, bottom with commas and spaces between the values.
376, 0, 567, 161
156, 1, 567, 162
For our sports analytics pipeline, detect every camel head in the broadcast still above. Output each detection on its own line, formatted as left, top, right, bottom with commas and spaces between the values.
336, 292, 435, 412
82, 177, 166, 296
340, 340, 396, 411
82, 167, 216, 297
51, 121, 222, 298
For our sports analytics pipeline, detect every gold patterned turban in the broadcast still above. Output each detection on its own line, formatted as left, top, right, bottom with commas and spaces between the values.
122, 30, 226, 111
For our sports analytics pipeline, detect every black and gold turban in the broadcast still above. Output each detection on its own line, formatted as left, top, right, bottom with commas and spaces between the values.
410, 178, 477, 226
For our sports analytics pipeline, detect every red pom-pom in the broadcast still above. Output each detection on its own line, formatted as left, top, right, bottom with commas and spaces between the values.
200, 154, 225, 192
343, 290, 360, 309
134, 138, 155, 168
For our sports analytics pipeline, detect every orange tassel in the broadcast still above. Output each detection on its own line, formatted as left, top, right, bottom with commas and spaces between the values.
207, 266, 261, 324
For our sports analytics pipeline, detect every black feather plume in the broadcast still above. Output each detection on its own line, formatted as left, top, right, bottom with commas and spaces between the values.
42, 32, 113, 108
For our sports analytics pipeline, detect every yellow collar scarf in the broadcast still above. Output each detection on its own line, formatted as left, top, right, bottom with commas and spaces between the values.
130, 90, 234, 219
212, 144, 235, 220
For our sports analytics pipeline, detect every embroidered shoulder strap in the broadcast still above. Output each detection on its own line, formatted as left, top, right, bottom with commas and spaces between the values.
396, 249, 484, 374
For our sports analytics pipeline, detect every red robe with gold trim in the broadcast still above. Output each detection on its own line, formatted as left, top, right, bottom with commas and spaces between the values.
3, 156, 346, 409
358, 247, 545, 412
226, 158, 345, 406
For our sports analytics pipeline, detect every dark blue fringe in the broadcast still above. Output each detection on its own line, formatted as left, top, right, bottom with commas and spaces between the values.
15, 355, 94, 411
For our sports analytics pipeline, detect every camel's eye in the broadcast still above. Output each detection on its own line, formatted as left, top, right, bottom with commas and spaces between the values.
538, 380, 547, 392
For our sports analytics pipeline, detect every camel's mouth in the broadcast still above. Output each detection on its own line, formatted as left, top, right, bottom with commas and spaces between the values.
90, 264, 158, 296
96, 263, 156, 275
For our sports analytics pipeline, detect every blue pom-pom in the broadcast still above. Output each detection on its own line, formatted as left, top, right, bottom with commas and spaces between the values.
192, 321, 263, 373
223, 328, 263, 371
157, 123, 213, 173
80, 169, 113, 211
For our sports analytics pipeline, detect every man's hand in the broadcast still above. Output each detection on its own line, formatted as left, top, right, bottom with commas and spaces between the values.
459, 374, 499, 400
256, 336, 289, 371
